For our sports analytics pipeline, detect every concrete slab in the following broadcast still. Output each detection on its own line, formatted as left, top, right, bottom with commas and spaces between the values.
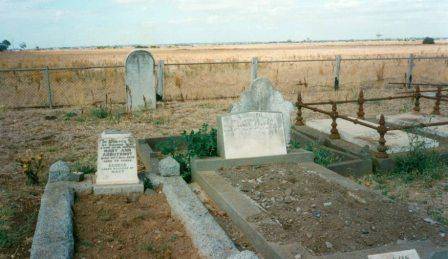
382, 113, 448, 138
306, 118, 439, 154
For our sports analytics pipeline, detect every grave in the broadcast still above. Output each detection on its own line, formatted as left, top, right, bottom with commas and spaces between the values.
94, 130, 143, 194
125, 50, 156, 111
217, 111, 287, 159
382, 112, 448, 138
305, 117, 439, 154
231, 77, 296, 144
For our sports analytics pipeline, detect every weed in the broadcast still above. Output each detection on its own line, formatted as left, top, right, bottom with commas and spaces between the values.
290, 140, 341, 166
16, 153, 44, 185
90, 107, 109, 119
392, 133, 446, 184
98, 209, 112, 222
143, 178, 153, 190
157, 124, 217, 182
63, 111, 78, 121
72, 162, 96, 174
429, 209, 448, 225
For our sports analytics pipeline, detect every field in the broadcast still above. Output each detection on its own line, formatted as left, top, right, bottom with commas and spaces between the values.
1, 41, 448, 257
1, 40, 448, 108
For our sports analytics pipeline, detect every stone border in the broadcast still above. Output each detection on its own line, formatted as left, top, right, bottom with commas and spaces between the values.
192, 160, 448, 259
30, 182, 75, 259
137, 140, 248, 258
292, 129, 372, 177
191, 149, 313, 172
30, 168, 94, 259
293, 125, 448, 173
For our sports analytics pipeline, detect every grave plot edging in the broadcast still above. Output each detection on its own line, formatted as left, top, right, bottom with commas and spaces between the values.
30, 182, 75, 259
191, 170, 310, 259
147, 174, 239, 259
191, 149, 314, 172
137, 140, 242, 258
292, 127, 373, 176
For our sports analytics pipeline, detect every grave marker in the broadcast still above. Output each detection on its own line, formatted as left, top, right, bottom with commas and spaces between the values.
217, 111, 287, 159
230, 78, 295, 144
368, 249, 420, 259
125, 50, 156, 111
95, 130, 143, 194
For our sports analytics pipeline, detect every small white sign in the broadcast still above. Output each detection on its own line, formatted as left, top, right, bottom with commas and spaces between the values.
217, 111, 287, 159
368, 249, 420, 259
96, 130, 139, 185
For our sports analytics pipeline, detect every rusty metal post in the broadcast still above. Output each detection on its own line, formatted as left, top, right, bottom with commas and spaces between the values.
295, 91, 304, 126
357, 89, 365, 119
413, 85, 421, 113
376, 114, 388, 158
330, 101, 340, 139
432, 86, 442, 115
44, 66, 53, 108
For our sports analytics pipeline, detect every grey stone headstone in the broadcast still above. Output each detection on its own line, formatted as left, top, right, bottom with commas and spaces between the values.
48, 160, 83, 183
228, 250, 259, 259
49, 160, 70, 174
158, 156, 180, 177
125, 50, 156, 111
231, 78, 296, 144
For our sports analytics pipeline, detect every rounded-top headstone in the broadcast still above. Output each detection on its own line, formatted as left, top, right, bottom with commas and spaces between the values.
230, 78, 296, 144
49, 160, 70, 174
158, 156, 180, 177
125, 50, 156, 111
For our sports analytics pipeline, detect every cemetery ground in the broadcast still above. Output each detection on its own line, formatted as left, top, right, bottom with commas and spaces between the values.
1, 98, 448, 257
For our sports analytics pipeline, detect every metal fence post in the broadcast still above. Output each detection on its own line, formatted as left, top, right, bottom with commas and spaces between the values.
157, 60, 164, 100
44, 66, 53, 108
333, 55, 341, 90
251, 57, 258, 82
406, 54, 414, 89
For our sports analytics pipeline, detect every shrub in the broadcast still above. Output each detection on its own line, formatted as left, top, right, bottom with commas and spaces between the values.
393, 134, 446, 183
16, 154, 44, 185
157, 124, 217, 182
290, 140, 341, 166
422, 37, 435, 44
63, 111, 78, 121
90, 107, 109, 119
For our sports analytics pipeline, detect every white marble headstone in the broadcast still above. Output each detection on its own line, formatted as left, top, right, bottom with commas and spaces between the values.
96, 130, 139, 185
217, 111, 287, 159
125, 50, 156, 111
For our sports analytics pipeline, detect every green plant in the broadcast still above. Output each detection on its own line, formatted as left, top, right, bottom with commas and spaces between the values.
63, 111, 78, 121
290, 140, 341, 166
158, 124, 217, 182
90, 107, 109, 119
143, 177, 153, 190
72, 162, 96, 174
392, 134, 446, 183
16, 153, 44, 185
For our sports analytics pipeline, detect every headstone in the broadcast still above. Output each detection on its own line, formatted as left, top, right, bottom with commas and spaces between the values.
95, 130, 143, 194
125, 50, 156, 111
158, 156, 180, 177
368, 249, 420, 259
230, 78, 296, 144
217, 111, 287, 159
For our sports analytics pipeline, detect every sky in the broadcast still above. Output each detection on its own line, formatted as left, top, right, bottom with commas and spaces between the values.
0, 0, 447, 48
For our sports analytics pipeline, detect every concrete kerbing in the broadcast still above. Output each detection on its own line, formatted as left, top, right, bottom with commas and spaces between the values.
191, 149, 313, 172
30, 182, 74, 259
147, 173, 239, 258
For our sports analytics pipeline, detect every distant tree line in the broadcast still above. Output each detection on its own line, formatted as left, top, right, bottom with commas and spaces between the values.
0, 39, 27, 51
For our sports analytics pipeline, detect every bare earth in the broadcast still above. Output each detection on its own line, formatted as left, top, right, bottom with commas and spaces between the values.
218, 163, 448, 255
74, 193, 199, 258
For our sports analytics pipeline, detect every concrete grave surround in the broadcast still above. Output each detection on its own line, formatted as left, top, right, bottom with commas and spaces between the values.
217, 111, 287, 159
159, 156, 180, 177
96, 130, 139, 185
230, 77, 296, 144
382, 112, 448, 138
368, 249, 420, 259
306, 117, 438, 154
125, 50, 156, 111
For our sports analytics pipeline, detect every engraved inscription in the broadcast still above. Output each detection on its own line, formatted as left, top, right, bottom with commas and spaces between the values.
99, 138, 135, 174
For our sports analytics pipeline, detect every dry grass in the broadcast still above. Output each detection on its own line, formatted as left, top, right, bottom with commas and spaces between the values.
0, 40, 448, 108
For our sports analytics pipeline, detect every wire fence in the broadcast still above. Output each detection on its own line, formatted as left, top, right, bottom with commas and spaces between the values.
0, 55, 447, 109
